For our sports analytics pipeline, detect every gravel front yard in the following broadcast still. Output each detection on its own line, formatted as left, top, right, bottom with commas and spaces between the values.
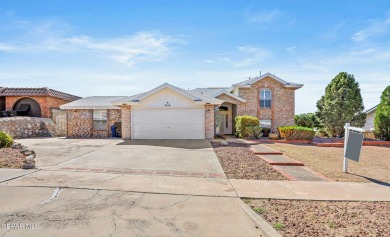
211, 142, 286, 180
245, 199, 390, 237
265, 143, 390, 183
0, 148, 25, 168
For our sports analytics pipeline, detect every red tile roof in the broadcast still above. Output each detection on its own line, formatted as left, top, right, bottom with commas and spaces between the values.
0, 87, 81, 101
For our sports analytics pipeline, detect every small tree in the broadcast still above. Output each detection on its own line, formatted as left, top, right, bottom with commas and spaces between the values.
316, 72, 366, 137
374, 86, 390, 141
294, 113, 321, 129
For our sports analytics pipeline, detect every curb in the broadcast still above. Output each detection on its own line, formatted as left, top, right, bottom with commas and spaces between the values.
238, 199, 283, 237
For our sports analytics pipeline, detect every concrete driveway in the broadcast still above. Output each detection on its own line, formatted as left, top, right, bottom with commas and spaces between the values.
19, 138, 224, 175
0, 138, 264, 236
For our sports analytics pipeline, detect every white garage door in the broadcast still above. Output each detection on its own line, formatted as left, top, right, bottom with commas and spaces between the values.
132, 108, 205, 139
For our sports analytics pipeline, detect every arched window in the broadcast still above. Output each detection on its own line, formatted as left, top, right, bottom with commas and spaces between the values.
260, 88, 272, 108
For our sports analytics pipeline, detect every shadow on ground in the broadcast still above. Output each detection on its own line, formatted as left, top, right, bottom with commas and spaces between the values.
117, 139, 212, 149
349, 173, 390, 187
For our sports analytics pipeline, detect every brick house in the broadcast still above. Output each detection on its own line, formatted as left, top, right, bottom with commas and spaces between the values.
0, 87, 81, 118
60, 73, 303, 139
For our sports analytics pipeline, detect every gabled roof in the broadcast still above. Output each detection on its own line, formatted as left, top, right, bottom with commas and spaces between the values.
190, 88, 247, 103
365, 105, 378, 114
60, 96, 126, 109
112, 83, 222, 106
0, 87, 81, 101
233, 72, 303, 89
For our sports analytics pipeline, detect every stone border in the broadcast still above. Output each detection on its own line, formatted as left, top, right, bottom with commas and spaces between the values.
10, 142, 36, 169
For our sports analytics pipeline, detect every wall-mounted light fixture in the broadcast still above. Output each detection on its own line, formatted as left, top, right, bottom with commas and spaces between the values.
165, 102, 171, 107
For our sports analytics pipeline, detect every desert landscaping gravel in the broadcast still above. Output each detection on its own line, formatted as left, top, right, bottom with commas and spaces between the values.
0, 148, 25, 168
211, 142, 286, 180
245, 199, 390, 237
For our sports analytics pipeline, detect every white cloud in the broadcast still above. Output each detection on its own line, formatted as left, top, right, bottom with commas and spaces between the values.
205, 45, 270, 68
352, 16, 390, 42
246, 9, 282, 23
0, 20, 181, 67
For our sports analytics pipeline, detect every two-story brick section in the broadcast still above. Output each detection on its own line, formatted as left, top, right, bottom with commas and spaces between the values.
61, 72, 303, 139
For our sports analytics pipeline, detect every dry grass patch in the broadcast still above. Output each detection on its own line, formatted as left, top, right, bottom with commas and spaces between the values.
265, 143, 390, 183
245, 199, 390, 237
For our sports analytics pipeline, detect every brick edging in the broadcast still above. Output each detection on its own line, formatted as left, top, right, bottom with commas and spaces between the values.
256, 155, 304, 166
311, 141, 390, 147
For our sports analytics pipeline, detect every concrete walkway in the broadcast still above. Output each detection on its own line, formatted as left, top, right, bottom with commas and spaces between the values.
0, 168, 37, 182
230, 179, 390, 201
249, 143, 329, 181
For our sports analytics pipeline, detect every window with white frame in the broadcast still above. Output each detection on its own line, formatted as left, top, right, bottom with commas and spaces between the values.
93, 110, 107, 130
260, 119, 272, 128
260, 88, 272, 108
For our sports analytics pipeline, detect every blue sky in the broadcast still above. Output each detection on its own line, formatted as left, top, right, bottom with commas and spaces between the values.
0, 0, 389, 114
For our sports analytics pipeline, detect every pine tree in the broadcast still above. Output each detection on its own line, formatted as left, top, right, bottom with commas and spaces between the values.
374, 86, 390, 141
316, 72, 366, 137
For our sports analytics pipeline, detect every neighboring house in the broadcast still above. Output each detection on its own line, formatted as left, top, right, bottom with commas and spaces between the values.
0, 87, 81, 118
60, 73, 303, 139
363, 105, 377, 131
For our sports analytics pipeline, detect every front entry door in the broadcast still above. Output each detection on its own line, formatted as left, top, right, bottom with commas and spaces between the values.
215, 111, 232, 135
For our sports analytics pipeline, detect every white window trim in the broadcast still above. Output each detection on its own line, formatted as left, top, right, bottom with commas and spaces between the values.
260, 88, 272, 108
93, 110, 108, 131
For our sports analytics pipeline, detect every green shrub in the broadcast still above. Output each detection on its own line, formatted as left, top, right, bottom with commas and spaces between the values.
244, 126, 263, 139
374, 86, 390, 141
0, 131, 13, 148
315, 127, 332, 138
278, 126, 315, 140
235, 115, 259, 138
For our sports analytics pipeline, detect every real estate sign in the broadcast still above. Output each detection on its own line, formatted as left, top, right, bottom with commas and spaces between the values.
345, 131, 364, 162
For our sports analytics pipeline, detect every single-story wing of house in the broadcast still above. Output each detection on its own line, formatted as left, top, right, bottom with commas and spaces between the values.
60, 73, 303, 139
363, 105, 378, 131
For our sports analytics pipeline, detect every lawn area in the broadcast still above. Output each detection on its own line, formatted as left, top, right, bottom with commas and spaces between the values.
245, 198, 390, 237
211, 142, 286, 180
265, 143, 390, 183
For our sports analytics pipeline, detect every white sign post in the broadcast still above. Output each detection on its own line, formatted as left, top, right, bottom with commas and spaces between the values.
343, 123, 365, 173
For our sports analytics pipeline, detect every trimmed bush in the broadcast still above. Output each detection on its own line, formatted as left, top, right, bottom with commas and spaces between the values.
278, 126, 315, 140
244, 126, 263, 139
0, 131, 13, 148
235, 115, 259, 138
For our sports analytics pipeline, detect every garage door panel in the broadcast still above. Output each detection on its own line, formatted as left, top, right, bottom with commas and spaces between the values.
132, 108, 205, 139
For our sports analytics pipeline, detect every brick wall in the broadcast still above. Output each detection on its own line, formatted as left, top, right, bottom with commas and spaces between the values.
121, 106, 131, 139
66, 109, 93, 137
108, 109, 121, 137
66, 109, 121, 138
6, 96, 71, 118
238, 76, 296, 131
50, 108, 67, 136
205, 104, 215, 139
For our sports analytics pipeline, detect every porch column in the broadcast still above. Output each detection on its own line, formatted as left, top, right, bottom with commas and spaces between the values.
205, 104, 215, 139
121, 105, 131, 140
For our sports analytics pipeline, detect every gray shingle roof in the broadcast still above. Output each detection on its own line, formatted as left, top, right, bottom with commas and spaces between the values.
113, 83, 223, 105
60, 96, 126, 109
233, 73, 303, 89
0, 87, 81, 101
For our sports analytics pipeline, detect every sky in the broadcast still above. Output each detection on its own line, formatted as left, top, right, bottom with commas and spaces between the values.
0, 0, 389, 114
